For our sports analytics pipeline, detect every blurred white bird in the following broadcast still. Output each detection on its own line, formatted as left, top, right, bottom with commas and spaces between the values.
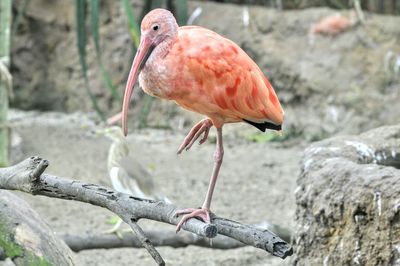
187, 7, 202, 25
99, 126, 171, 233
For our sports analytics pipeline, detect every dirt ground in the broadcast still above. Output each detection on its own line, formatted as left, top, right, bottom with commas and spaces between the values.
7, 111, 304, 266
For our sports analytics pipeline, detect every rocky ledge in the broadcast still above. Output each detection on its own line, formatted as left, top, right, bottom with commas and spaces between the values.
294, 124, 400, 265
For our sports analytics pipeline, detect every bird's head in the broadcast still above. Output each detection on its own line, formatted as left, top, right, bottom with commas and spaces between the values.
122, 8, 178, 136
140, 9, 178, 48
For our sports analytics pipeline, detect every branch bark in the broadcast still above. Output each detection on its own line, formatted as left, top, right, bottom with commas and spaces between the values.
0, 157, 293, 263
61, 222, 292, 252
63, 231, 246, 252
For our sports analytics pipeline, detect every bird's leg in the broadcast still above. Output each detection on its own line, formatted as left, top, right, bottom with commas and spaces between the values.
202, 127, 224, 210
175, 127, 224, 232
177, 118, 212, 154
106, 112, 122, 126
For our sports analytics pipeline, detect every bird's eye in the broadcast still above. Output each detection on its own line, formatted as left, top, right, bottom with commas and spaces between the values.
152, 24, 159, 31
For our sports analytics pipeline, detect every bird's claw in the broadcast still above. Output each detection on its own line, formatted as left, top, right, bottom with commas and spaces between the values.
175, 207, 211, 233
177, 119, 212, 154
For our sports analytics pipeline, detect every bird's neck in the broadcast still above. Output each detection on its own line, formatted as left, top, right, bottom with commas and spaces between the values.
107, 140, 129, 171
139, 33, 178, 99
151, 31, 178, 61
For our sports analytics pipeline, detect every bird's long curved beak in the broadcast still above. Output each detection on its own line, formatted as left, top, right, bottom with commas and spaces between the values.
122, 36, 156, 136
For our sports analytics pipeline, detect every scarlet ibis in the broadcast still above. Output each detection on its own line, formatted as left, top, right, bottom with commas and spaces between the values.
121, 9, 284, 232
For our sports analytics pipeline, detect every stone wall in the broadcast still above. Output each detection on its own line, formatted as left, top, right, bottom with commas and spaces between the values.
294, 124, 400, 265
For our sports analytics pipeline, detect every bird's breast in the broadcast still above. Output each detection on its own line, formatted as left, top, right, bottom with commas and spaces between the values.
139, 59, 176, 99
139, 58, 191, 101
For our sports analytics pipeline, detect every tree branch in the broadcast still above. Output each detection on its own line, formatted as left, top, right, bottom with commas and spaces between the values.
0, 157, 293, 262
122, 217, 164, 265
61, 221, 292, 252
62, 231, 246, 252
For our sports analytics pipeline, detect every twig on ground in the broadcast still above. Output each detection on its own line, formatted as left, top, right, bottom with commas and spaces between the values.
0, 157, 293, 263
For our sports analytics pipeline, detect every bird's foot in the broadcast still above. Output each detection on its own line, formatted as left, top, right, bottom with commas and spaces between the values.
175, 207, 211, 233
177, 119, 213, 154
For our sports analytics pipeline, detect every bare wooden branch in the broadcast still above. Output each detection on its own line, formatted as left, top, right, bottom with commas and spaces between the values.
122, 217, 165, 266
62, 231, 245, 252
62, 222, 292, 252
0, 157, 293, 261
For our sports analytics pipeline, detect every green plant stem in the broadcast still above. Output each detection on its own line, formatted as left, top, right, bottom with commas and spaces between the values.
330, 0, 347, 9
0, 0, 11, 167
0, 82, 8, 168
75, 0, 105, 121
122, 0, 141, 47
151, 0, 163, 10
10, 0, 27, 44
141, 0, 153, 21
90, 0, 121, 101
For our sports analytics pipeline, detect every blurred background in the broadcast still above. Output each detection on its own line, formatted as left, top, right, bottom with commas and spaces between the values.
0, 0, 399, 265
4, 0, 400, 137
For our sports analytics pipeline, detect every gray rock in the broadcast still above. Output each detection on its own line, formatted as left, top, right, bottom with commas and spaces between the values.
0, 190, 74, 265
294, 124, 400, 265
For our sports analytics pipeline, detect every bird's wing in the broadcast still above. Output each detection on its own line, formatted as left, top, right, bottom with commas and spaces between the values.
109, 167, 135, 195
117, 156, 170, 202
118, 156, 155, 196
168, 26, 284, 126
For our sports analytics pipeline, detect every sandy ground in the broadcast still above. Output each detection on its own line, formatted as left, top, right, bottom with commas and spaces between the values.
8, 111, 303, 266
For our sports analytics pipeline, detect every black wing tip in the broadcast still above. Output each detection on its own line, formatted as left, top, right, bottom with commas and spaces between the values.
243, 119, 282, 132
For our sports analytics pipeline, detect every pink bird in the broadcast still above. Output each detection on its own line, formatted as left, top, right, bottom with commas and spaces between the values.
122, 9, 284, 232
310, 13, 352, 36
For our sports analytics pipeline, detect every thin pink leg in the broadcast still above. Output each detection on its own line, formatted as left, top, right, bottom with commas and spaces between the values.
176, 127, 224, 232
107, 112, 122, 126
177, 119, 212, 154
